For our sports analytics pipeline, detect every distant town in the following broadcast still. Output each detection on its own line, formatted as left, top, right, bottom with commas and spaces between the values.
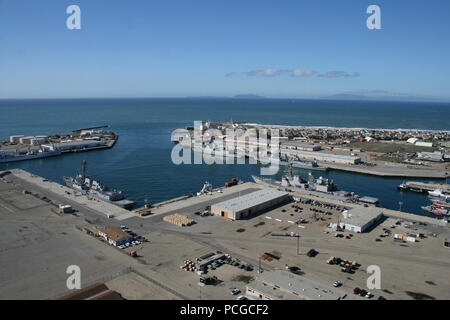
173, 121, 450, 178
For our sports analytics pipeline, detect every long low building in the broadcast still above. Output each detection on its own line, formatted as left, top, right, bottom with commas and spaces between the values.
280, 149, 361, 164
281, 141, 322, 152
246, 270, 354, 300
417, 151, 444, 162
211, 188, 290, 220
98, 226, 133, 246
42, 140, 106, 152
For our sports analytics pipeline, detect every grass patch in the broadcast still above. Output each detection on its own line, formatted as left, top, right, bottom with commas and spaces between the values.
348, 142, 435, 153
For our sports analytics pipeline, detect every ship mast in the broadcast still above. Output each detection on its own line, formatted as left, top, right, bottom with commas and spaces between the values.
284, 162, 293, 178
81, 160, 87, 180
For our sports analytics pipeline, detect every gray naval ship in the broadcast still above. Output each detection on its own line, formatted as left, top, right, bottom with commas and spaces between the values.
63, 160, 136, 209
252, 164, 378, 204
279, 154, 328, 172
252, 164, 339, 193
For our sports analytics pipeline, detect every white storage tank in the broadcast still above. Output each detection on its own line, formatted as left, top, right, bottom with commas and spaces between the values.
30, 137, 48, 146
9, 135, 24, 144
19, 136, 35, 145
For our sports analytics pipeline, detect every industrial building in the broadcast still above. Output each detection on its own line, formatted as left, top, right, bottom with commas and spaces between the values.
211, 188, 290, 220
9, 135, 24, 144
195, 252, 226, 270
19, 136, 35, 145
280, 141, 322, 152
280, 149, 361, 165
337, 207, 384, 233
407, 137, 419, 144
31, 136, 48, 146
98, 226, 133, 246
246, 270, 351, 300
42, 140, 105, 152
417, 151, 444, 162
415, 141, 433, 148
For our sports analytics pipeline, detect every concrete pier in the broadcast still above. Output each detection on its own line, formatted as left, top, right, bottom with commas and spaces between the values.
401, 181, 450, 193
3, 169, 134, 220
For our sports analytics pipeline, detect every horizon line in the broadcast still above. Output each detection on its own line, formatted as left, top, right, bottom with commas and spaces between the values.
0, 96, 449, 104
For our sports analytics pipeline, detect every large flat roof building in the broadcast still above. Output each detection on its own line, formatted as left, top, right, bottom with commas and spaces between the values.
246, 270, 353, 300
338, 207, 384, 233
42, 140, 105, 152
281, 141, 322, 152
417, 151, 443, 162
211, 188, 290, 220
280, 149, 361, 165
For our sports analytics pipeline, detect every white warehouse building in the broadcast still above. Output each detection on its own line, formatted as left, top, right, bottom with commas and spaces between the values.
336, 207, 384, 233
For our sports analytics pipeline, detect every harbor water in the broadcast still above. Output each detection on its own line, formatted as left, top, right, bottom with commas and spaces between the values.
1, 98, 449, 217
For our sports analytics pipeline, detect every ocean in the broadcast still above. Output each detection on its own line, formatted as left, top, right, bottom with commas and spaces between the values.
1, 98, 449, 216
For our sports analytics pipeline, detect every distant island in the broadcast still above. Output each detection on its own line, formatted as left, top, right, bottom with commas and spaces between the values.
323, 92, 448, 103
233, 94, 266, 99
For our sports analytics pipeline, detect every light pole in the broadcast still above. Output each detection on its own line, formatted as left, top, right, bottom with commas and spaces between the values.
198, 282, 205, 300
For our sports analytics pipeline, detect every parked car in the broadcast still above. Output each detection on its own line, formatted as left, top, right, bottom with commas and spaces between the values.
306, 249, 318, 257
231, 288, 241, 295
353, 287, 361, 294
333, 281, 342, 287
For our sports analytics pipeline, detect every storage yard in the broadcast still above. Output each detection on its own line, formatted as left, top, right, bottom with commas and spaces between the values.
163, 213, 195, 227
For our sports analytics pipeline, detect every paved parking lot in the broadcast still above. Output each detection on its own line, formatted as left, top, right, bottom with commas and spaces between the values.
1, 171, 449, 300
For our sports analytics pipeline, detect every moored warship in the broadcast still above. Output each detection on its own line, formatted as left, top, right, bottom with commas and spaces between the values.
252, 164, 378, 204
63, 160, 136, 209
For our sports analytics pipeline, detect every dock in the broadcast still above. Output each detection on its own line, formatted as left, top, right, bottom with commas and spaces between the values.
0, 128, 117, 164
2, 169, 134, 220
399, 181, 450, 193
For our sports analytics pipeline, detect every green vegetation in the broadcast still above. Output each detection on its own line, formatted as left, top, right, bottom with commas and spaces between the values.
374, 155, 406, 163
348, 142, 435, 153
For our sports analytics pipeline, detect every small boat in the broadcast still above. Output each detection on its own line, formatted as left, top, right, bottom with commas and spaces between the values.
421, 204, 450, 216
428, 189, 450, 201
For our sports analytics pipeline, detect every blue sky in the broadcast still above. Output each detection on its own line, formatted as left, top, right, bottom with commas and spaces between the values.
0, 0, 449, 99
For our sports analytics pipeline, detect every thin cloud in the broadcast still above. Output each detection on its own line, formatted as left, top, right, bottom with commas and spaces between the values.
318, 71, 360, 78
290, 69, 317, 77
224, 72, 239, 77
246, 69, 289, 77
225, 68, 360, 78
